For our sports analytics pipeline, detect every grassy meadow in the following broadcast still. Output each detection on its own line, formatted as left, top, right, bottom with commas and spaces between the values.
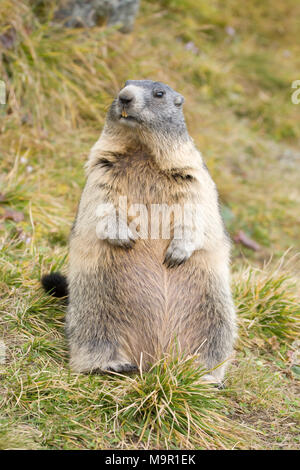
0, 0, 299, 449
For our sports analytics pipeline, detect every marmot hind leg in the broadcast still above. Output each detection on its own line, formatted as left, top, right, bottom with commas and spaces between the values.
201, 314, 236, 384
67, 338, 134, 374
67, 334, 137, 374
66, 271, 137, 374
182, 272, 236, 385
199, 316, 236, 384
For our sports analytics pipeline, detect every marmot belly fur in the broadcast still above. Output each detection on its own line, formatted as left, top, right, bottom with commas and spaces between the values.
43, 80, 237, 383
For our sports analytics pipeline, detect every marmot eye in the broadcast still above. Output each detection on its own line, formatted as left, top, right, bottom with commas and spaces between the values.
154, 90, 165, 98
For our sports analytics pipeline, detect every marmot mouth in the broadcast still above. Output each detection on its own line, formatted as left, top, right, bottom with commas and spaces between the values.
119, 114, 137, 122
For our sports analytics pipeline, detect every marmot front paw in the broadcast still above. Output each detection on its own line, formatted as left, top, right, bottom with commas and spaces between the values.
108, 227, 136, 249
163, 239, 194, 268
97, 216, 136, 249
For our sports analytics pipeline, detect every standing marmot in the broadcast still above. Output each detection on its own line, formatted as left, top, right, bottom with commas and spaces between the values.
43, 80, 236, 384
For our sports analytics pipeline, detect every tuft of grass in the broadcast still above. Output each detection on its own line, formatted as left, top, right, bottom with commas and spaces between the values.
233, 260, 300, 349
101, 355, 253, 449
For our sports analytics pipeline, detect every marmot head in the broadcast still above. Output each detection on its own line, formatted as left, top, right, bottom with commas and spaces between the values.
107, 80, 187, 139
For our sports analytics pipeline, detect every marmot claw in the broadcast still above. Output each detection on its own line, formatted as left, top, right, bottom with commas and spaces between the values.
163, 240, 193, 268
106, 363, 138, 373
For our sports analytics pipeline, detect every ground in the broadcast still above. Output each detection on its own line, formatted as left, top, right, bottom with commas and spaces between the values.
0, 0, 299, 449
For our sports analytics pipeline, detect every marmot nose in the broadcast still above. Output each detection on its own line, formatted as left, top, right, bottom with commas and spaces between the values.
118, 89, 134, 106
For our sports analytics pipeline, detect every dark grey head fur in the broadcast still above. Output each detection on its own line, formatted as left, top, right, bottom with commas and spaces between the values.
107, 80, 188, 138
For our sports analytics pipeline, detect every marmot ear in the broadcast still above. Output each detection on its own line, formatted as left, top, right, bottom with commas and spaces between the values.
174, 94, 184, 107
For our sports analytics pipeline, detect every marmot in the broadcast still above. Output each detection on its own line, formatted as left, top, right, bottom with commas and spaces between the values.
42, 80, 236, 384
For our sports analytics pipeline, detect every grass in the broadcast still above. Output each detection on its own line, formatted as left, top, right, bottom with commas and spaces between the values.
234, 258, 300, 348
0, 0, 299, 450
